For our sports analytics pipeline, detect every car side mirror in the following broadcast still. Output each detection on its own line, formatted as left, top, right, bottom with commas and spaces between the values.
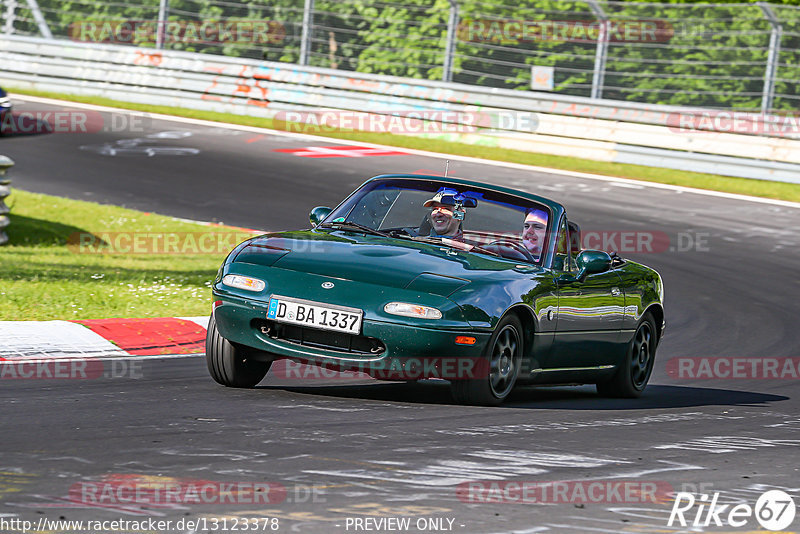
558, 250, 613, 284
309, 206, 332, 227
575, 250, 612, 281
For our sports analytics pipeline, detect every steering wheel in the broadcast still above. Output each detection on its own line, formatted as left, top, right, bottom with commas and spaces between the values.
487, 240, 536, 263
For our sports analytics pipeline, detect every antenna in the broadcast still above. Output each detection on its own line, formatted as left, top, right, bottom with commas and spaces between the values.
444, 160, 450, 178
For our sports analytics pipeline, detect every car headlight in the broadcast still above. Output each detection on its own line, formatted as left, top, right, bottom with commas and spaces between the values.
222, 274, 265, 292
384, 302, 442, 319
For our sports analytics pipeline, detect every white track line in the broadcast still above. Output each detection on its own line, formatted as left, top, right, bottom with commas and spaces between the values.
15, 94, 800, 210
0, 353, 203, 365
0, 320, 125, 359
179, 316, 210, 330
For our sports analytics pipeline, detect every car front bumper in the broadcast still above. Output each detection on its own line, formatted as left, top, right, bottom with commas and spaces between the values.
212, 293, 491, 379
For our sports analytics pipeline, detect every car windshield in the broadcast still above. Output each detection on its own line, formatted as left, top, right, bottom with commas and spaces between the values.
320, 177, 552, 264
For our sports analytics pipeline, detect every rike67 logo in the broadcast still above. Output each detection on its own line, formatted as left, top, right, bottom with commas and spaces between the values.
668, 490, 796, 530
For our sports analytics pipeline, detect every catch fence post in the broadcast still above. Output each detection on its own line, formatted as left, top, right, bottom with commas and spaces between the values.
299, 0, 315, 65
758, 2, 781, 114
156, 0, 169, 49
587, 0, 608, 99
3, 0, 17, 35
443, 0, 459, 82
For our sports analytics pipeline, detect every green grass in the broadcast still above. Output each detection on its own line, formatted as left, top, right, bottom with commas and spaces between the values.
1, 189, 256, 320
11, 86, 800, 203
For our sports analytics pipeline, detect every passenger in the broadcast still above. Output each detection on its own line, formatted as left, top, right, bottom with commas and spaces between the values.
522, 209, 548, 260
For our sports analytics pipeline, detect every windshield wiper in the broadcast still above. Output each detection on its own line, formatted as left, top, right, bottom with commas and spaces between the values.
319, 221, 390, 238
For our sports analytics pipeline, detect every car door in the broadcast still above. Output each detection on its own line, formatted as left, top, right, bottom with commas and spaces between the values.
546, 216, 626, 369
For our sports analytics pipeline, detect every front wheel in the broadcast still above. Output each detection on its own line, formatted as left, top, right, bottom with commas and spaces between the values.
450, 314, 523, 406
596, 312, 658, 398
206, 313, 272, 388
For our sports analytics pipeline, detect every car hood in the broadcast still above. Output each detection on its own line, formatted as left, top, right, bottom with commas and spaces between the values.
233, 230, 539, 297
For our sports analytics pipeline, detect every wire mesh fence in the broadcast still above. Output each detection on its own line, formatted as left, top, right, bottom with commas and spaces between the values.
3, 0, 799, 112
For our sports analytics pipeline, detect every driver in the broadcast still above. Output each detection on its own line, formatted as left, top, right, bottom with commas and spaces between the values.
423, 191, 464, 239
522, 209, 548, 260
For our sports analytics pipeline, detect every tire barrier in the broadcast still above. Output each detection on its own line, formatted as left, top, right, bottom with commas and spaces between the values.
0, 155, 14, 246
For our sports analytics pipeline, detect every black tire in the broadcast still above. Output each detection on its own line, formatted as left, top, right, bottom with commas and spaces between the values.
450, 314, 523, 406
596, 312, 658, 398
206, 313, 271, 388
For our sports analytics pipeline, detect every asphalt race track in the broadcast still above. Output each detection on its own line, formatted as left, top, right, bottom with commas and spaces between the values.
2, 97, 800, 533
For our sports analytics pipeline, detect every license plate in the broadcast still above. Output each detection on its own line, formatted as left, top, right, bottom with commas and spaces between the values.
267, 295, 363, 335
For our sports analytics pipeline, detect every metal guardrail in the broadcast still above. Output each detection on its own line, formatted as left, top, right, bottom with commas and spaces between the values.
0, 155, 13, 246
2, 34, 800, 184
5, 35, 797, 133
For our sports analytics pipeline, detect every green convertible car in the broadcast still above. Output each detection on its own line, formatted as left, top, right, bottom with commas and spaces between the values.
207, 174, 665, 405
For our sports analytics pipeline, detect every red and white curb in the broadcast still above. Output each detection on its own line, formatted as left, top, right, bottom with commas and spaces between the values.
0, 316, 367, 382
0, 316, 209, 362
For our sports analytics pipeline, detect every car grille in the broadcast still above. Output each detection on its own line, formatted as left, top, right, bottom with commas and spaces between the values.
253, 319, 386, 355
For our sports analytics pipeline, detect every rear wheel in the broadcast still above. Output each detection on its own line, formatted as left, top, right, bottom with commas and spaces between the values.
596, 312, 657, 398
450, 314, 523, 406
206, 313, 271, 388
